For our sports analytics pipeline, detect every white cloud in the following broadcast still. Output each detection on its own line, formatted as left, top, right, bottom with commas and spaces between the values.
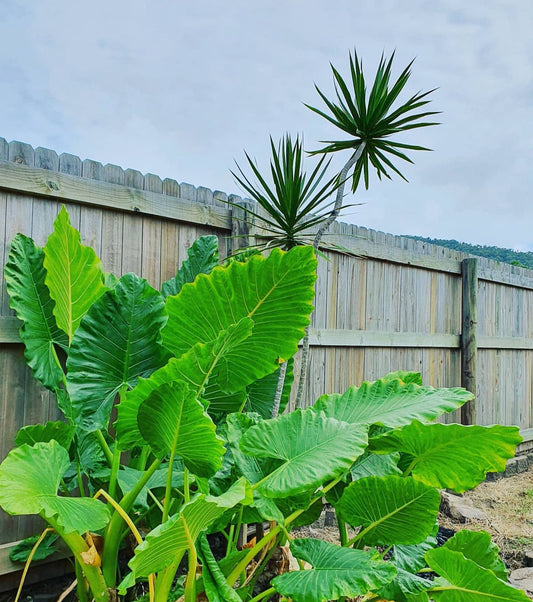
1, 0, 532, 249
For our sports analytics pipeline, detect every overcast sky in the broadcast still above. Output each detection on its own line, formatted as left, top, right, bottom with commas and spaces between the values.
1, 1, 532, 250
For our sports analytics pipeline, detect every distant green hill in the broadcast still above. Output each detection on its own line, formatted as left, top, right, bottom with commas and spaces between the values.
404, 236, 533, 270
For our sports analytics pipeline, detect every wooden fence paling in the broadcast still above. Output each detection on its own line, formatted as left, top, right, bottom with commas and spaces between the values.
461, 258, 478, 425
229, 195, 254, 253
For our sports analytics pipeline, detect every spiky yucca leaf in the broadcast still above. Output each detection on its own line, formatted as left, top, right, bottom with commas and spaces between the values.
231, 134, 341, 249
307, 50, 439, 191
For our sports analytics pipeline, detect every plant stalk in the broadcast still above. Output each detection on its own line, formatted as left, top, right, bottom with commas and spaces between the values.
154, 552, 185, 602
75, 560, 89, 602
108, 443, 121, 501
94, 429, 114, 467
47, 517, 110, 602
162, 449, 177, 522
336, 511, 348, 547
248, 586, 277, 602
271, 361, 288, 418
101, 457, 162, 587
183, 529, 198, 602
295, 144, 365, 408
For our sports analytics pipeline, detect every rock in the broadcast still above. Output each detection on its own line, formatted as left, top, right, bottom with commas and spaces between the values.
517, 455, 529, 473
436, 526, 456, 546
440, 491, 488, 523
324, 509, 336, 527
524, 550, 533, 567
510, 567, 533, 595
506, 458, 519, 476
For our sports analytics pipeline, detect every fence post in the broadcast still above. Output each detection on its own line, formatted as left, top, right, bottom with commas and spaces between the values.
229, 195, 254, 254
461, 257, 478, 425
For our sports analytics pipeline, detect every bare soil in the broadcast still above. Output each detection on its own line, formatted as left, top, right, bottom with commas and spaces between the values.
439, 463, 533, 571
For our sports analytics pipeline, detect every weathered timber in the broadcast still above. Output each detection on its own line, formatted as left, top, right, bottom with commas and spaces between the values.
0, 160, 232, 230
461, 258, 478, 424
307, 329, 460, 348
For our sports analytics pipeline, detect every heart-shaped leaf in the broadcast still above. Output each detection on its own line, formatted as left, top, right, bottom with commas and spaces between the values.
44, 206, 107, 341
4, 233, 68, 390
442, 530, 507, 581
0, 441, 109, 533
67, 272, 171, 431
272, 538, 396, 602
129, 479, 250, 578
162, 246, 317, 393
337, 475, 440, 545
370, 421, 522, 492
315, 378, 472, 427
240, 408, 368, 497
138, 381, 225, 477
426, 547, 529, 602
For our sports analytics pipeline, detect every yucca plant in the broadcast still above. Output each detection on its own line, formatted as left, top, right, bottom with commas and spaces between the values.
308, 50, 439, 192
293, 49, 440, 406
231, 134, 340, 250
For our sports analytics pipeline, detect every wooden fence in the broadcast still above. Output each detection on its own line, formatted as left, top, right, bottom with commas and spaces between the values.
1, 137, 533, 583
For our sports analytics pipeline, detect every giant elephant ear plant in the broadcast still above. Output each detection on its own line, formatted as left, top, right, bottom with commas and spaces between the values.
0, 207, 528, 602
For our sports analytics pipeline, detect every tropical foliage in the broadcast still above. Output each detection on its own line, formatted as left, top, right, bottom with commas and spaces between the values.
0, 209, 527, 602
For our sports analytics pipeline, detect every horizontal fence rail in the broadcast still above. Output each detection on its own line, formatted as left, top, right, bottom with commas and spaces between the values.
1, 137, 533, 582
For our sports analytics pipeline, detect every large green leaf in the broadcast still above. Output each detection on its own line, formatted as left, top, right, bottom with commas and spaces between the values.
15, 421, 75, 450
336, 475, 440, 546
378, 568, 433, 602
225, 412, 274, 485
393, 528, 437, 574
162, 246, 317, 392
137, 381, 225, 477
240, 408, 368, 497
9, 532, 60, 563
4, 234, 68, 390
350, 450, 402, 480
161, 235, 219, 298
272, 538, 396, 602
442, 530, 507, 581
197, 534, 242, 602
0, 441, 109, 533
115, 318, 252, 449
426, 547, 529, 602
129, 479, 250, 578
66, 272, 171, 431
314, 378, 473, 427
43, 206, 107, 341
370, 421, 522, 493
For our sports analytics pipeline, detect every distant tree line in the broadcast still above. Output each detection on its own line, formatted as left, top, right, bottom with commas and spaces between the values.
405, 236, 533, 270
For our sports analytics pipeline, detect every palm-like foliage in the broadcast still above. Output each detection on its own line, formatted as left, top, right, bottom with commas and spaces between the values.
307, 50, 440, 192
231, 135, 340, 249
